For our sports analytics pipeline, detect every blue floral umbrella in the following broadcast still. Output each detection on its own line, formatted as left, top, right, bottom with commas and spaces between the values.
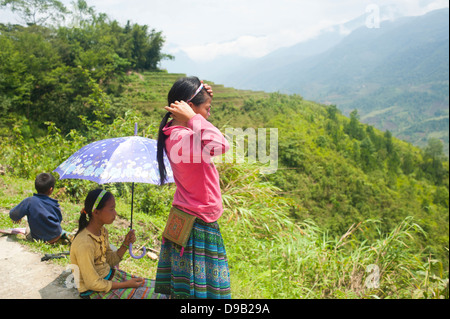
54, 124, 174, 258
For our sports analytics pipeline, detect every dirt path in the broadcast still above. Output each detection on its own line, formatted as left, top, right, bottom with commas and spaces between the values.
0, 235, 79, 299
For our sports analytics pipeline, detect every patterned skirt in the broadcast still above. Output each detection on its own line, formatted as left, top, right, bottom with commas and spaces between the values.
81, 269, 169, 299
155, 219, 231, 299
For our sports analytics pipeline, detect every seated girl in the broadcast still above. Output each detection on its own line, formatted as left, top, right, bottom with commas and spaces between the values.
70, 189, 168, 299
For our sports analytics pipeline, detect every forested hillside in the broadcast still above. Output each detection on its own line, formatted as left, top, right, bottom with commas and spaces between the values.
0, 0, 172, 134
217, 9, 449, 155
0, 0, 448, 299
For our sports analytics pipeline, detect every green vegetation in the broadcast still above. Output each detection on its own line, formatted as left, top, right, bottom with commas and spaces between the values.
0, 0, 448, 299
0, 0, 172, 134
223, 8, 449, 155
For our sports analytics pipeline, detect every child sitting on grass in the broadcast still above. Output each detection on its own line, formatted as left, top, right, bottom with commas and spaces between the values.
9, 173, 69, 244
70, 189, 168, 299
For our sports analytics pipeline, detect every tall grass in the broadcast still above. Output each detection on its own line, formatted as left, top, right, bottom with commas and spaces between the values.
217, 162, 449, 299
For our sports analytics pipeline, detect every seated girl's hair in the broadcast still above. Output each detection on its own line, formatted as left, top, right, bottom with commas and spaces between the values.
74, 189, 113, 238
156, 76, 211, 185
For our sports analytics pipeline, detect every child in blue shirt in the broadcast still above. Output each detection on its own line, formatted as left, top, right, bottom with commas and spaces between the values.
9, 173, 67, 244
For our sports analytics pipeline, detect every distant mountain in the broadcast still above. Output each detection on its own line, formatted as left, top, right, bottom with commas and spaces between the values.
218, 8, 449, 154
161, 12, 369, 84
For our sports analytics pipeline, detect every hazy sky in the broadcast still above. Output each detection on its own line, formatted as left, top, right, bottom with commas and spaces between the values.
1, 0, 448, 61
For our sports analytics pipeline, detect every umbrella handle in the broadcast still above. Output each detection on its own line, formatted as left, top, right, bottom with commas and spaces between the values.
129, 243, 146, 259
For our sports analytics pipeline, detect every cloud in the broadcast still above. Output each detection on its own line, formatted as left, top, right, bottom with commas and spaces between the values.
372, 0, 448, 17
422, 0, 450, 13
176, 0, 449, 62
3, 0, 447, 62
180, 18, 346, 62
182, 36, 270, 62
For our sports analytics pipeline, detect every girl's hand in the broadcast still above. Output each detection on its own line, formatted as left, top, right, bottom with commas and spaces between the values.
113, 277, 145, 289
165, 101, 196, 123
201, 80, 213, 98
123, 229, 136, 246
127, 277, 145, 288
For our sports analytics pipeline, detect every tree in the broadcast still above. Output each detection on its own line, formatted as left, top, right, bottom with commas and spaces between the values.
344, 110, 365, 141
401, 152, 415, 175
0, 3, 171, 132
384, 130, 394, 154
0, 0, 68, 26
68, 0, 96, 27
424, 138, 445, 161
0, 34, 30, 116
421, 138, 447, 185
326, 104, 339, 122
366, 125, 382, 150
360, 137, 377, 172
128, 24, 173, 70
387, 150, 401, 175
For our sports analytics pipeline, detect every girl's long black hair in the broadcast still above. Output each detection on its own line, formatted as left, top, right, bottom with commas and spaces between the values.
74, 189, 113, 238
157, 76, 210, 185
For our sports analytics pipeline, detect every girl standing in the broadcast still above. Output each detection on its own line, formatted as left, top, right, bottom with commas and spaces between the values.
155, 76, 231, 299
70, 189, 168, 299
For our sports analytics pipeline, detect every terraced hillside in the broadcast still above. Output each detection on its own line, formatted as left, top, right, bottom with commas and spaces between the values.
120, 71, 270, 127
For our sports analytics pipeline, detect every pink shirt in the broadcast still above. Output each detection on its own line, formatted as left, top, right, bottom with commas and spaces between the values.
163, 114, 230, 223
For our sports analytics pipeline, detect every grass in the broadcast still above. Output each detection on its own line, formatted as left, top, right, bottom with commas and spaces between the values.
0, 175, 163, 277
1, 163, 448, 299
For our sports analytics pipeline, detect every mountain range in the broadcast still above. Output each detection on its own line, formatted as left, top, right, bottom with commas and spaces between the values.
162, 8, 449, 155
